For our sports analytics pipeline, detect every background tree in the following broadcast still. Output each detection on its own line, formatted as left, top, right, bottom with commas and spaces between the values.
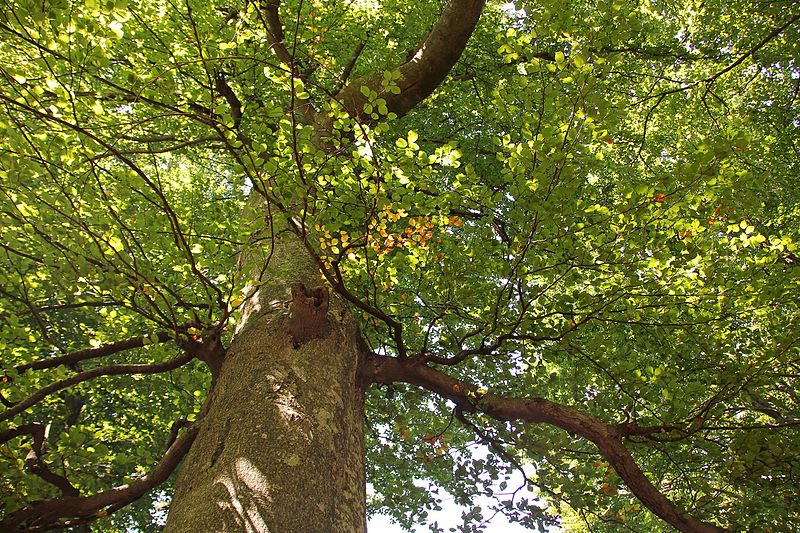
1, 0, 798, 531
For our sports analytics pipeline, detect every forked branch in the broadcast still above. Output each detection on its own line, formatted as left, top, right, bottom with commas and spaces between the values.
1, 423, 80, 498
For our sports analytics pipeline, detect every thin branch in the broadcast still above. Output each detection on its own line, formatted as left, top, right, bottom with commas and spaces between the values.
1, 352, 194, 423
18, 301, 125, 316
0, 242, 45, 264
332, 40, 367, 95
14, 331, 174, 373
89, 135, 222, 160
164, 418, 192, 450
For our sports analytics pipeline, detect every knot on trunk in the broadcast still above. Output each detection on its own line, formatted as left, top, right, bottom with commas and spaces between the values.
186, 330, 226, 380
288, 283, 330, 348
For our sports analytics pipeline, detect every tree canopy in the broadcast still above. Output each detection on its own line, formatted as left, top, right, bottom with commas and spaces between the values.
1, 0, 799, 531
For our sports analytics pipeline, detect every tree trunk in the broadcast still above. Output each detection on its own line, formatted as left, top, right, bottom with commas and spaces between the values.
165, 1, 491, 523
165, 215, 366, 532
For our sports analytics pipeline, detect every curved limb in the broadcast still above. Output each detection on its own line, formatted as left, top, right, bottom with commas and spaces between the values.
364, 352, 726, 533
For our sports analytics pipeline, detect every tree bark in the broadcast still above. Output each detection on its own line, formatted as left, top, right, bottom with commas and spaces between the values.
165, 223, 366, 533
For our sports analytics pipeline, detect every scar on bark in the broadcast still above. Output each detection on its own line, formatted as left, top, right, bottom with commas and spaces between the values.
288, 283, 330, 348
187, 330, 226, 381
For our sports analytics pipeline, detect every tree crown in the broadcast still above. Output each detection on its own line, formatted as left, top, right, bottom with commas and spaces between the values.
1, 0, 799, 530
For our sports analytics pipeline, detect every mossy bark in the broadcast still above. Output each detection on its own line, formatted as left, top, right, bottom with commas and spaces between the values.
165, 214, 366, 533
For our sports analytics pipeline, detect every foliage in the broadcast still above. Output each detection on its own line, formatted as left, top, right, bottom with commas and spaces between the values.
1, 0, 799, 531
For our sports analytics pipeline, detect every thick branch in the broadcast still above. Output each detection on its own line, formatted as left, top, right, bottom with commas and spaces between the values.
364, 353, 726, 533
215, 73, 243, 128
0, 424, 199, 532
335, 0, 487, 119
260, 0, 295, 67
0, 423, 43, 445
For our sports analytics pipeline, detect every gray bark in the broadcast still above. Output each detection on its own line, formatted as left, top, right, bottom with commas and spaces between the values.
165, 220, 366, 533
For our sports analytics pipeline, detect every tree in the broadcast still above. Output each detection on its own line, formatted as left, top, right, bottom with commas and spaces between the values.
1, 0, 798, 530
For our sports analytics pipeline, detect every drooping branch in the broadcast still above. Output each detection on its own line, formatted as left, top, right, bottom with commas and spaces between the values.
0, 91, 228, 312
0, 423, 199, 532
364, 353, 726, 533
335, 0, 487, 120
